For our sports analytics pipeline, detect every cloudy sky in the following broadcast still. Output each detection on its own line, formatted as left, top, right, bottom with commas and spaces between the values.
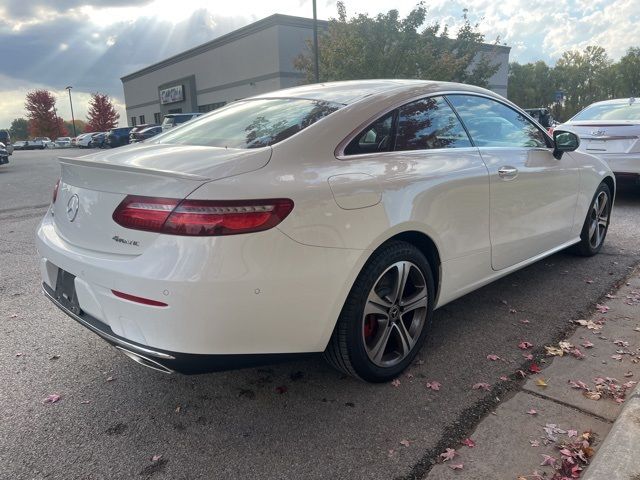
0, 0, 637, 128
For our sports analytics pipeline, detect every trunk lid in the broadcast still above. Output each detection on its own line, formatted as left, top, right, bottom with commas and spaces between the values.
561, 121, 640, 154
53, 144, 271, 255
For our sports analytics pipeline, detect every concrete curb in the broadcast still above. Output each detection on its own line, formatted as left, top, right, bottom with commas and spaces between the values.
582, 382, 640, 480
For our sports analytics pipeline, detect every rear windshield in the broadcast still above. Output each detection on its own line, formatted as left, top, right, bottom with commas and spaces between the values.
571, 102, 640, 121
156, 98, 342, 149
162, 114, 194, 127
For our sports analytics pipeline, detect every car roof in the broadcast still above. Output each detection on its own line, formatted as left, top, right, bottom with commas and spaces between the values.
585, 98, 637, 107
254, 79, 495, 105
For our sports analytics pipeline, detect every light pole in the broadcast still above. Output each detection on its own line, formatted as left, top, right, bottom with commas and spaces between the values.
65, 86, 76, 137
312, 0, 319, 83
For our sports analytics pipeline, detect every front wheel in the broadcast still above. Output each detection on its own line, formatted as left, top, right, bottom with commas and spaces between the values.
571, 182, 612, 256
324, 241, 434, 382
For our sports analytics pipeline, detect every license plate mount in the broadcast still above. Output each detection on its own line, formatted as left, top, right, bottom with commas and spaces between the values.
54, 269, 82, 316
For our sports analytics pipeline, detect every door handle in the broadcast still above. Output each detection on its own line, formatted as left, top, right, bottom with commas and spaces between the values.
498, 166, 518, 179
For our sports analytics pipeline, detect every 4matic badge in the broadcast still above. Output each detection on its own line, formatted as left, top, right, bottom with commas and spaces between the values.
112, 235, 140, 247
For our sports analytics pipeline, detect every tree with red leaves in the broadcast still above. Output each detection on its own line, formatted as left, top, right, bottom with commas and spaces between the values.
86, 93, 119, 132
25, 90, 64, 138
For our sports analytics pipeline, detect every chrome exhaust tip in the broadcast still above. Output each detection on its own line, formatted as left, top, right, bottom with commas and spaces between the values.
115, 346, 174, 374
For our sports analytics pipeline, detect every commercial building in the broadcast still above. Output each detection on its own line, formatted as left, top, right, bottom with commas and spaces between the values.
121, 14, 511, 126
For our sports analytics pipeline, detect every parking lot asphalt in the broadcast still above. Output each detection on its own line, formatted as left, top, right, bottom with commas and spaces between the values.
1, 149, 639, 480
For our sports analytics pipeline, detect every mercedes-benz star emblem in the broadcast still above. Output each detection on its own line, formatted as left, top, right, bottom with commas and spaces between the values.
66, 194, 79, 222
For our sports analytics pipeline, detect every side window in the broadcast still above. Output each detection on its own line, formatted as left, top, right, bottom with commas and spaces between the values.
395, 96, 471, 151
447, 95, 549, 148
344, 112, 393, 155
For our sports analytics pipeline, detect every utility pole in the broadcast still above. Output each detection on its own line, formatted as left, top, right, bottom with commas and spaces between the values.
65, 86, 77, 137
313, 0, 319, 83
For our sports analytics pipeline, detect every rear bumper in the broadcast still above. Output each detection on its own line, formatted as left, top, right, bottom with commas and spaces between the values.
42, 282, 310, 374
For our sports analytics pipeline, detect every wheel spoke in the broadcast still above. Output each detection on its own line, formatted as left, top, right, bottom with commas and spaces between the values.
597, 193, 608, 217
369, 325, 393, 363
401, 288, 428, 313
588, 220, 597, 240
365, 290, 391, 317
393, 320, 413, 358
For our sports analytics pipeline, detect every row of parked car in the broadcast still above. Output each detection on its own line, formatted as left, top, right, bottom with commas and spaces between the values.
4, 113, 202, 155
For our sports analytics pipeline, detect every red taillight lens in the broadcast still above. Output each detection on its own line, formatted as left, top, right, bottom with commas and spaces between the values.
111, 290, 168, 307
52, 179, 60, 204
113, 196, 294, 236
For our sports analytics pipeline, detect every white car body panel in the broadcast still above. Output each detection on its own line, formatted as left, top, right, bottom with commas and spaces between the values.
36, 80, 614, 367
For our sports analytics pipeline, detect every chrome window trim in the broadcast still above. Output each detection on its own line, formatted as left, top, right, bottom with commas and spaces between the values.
335, 90, 554, 160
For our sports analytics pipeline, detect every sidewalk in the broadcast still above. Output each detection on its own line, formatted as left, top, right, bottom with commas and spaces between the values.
426, 267, 640, 480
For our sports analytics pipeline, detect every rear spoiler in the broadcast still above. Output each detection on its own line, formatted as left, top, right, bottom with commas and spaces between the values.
58, 156, 211, 181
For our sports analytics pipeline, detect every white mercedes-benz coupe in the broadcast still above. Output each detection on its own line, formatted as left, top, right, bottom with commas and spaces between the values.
556, 97, 640, 183
37, 80, 614, 382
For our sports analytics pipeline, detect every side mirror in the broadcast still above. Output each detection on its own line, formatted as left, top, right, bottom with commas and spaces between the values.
553, 130, 580, 159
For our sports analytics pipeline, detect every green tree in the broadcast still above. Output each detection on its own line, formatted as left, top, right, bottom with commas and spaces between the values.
617, 47, 640, 97
9, 118, 29, 140
507, 61, 556, 109
294, 2, 499, 87
64, 119, 86, 136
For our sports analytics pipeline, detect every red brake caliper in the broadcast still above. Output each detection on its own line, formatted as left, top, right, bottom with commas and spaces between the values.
364, 314, 378, 340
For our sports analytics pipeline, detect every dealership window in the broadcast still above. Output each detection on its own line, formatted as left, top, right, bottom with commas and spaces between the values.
154, 112, 161, 124
139, 115, 145, 124
131, 116, 137, 126
198, 102, 226, 113
168, 108, 182, 114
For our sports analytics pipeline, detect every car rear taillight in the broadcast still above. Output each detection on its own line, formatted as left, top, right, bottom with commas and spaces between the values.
113, 196, 294, 236
52, 179, 60, 204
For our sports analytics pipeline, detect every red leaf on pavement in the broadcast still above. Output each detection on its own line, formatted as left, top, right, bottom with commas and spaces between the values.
472, 382, 491, 391
449, 464, 464, 470
400, 439, 410, 447
527, 408, 537, 415
520, 319, 530, 324
151, 455, 162, 462
43, 394, 61, 404
523, 353, 534, 360
426, 381, 441, 391
518, 341, 533, 350
581, 340, 594, 348
391, 379, 401, 387
461, 438, 475, 448
440, 448, 457, 462
567, 429, 578, 438
529, 363, 541, 373
595, 303, 609, 314
487, 354, 500, 361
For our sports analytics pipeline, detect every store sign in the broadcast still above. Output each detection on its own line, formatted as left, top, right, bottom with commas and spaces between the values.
160, 85, 184, 105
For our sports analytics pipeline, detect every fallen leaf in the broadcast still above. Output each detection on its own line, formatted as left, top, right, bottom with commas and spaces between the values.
569, 380, 589, 390
585, 279, 594, 284
391, 379, 401, 387
472, 382, 491, 391
499, 375, 509, 381
535, 378, 548, 388
584, 391, 602, 401
440, 448, 457, 462
426, 381, 441, 391
50, 354, 60, 360
520, 319, 530, 324
529, 363, 542, 373
43, 394, 61, 404
540, 454, 557, 466
10, 313, 18, 318
400, 439, 410, 447
151, 455, 162, 462
518, 341, 533, 350
611, 354, 623, 361
581, 340, 594, 348
523, 353, 534, 360
605, 293, 616, 299
80, 400, 90, 404
509, 308, 517, 314
487, 354, 500, 361
449, 464, 464, 470
106, 376, 114, 382
529, 440, 540, 447
545, 346, 564, 356
624, 371, 633, 378
516, 370, 527, 378
15, 352, 23, 357
527, 408, 537, 415
175, 405, 181, 413
595, 303, 609, 313
567, 429, 578, 438
461, 438, 475, 448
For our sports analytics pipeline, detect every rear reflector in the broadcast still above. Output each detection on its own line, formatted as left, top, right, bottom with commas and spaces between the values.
113, 196, 293, 236
112, 289, 168, 307
52, 179, 60, 204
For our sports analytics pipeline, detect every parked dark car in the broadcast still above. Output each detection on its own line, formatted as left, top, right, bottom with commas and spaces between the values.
0, 130, 13, 155
90, 132, 107, 148
105, 127, 134, 148
130, 125, 162, 143
0, 142, 8, 165
524, 108, 556, 129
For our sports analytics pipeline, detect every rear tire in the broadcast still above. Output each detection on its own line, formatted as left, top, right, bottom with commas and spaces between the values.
571, 182, 612, 256
324, 241, 434, 382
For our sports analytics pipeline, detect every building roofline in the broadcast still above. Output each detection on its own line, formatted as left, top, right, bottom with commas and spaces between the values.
120, 14, 328, 82
121, 13, 510, 83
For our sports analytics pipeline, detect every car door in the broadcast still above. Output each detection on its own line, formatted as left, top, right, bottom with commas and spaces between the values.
447, 94, 580, 271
